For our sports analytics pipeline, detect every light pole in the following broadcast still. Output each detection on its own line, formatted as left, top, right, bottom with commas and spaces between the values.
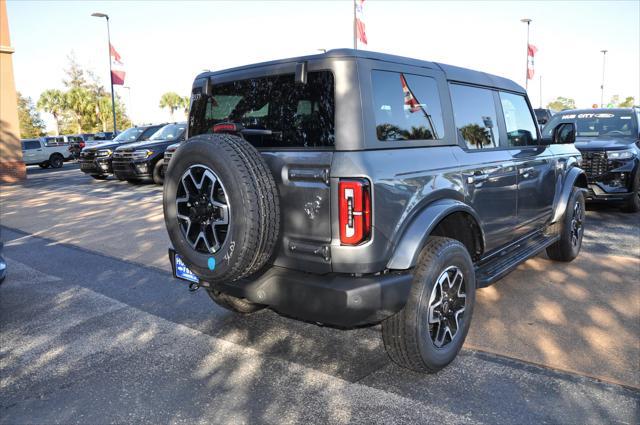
91, 12, 117, 134
123, 85, 132, 125
600, 49, 608, 107
520, 18, 532, 91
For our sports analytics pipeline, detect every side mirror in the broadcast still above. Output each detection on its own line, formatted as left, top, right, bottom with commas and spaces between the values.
552, 122, 576, 144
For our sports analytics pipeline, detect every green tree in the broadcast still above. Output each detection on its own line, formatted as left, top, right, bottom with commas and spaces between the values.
66, 87, 95, 133
460, 124, 491, 149
37, 89, 66, 135
17, 92, 46, 138
63, 53, 88, 89
547, 97, 576, 111
181, 96, 190, 117
159, 92, 184, 120
609, 95, 635, 108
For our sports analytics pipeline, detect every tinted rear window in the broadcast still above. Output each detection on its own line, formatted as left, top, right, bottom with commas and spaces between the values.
371, 71, 444, 141
191, 71, 335, 148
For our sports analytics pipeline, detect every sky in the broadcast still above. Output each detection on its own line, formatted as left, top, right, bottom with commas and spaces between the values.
7, 0, 640, 131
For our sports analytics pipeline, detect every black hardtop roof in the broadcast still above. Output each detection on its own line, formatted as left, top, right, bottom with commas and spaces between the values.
556, 108, 638, 115
196, 48, 524, 93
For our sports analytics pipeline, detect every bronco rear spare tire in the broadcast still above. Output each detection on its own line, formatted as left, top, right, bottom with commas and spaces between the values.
163, 134, 280, 283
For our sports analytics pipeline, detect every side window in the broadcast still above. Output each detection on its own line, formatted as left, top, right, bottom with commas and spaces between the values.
23, 140, 40, 150
499, 92, 539, 146
449, 84, 500, 149
371, 70, 445, 141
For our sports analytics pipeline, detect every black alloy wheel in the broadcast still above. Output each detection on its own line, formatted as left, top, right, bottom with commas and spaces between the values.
176, 164, 230, 254
427, 266, 467, 348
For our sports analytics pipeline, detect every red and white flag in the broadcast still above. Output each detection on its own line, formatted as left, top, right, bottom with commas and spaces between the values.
527, 44, 537, 80
400, 73, 421, 113
110, 43, 126, 85
355, 0, 367, 45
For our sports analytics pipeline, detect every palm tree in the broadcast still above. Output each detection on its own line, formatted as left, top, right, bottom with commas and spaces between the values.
460, 124, 491, 149
95, 96, 113, 132
159, 92, 183, 121
181, 96, 190, 117
66, 87, 94, 133
37, 89, 66, 135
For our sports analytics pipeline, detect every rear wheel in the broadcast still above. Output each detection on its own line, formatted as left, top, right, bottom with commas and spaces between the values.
152, 159, 164, 185
382, 237, 475, 372
163, 134, 280, 284
547, 187, 585, 262
49, 154, 64, 169
207, 289, 264, 314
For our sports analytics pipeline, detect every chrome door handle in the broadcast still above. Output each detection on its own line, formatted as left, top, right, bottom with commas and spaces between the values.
466, 173, 489, 184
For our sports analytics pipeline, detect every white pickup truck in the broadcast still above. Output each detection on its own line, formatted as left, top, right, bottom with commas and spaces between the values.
21, 138, 71, 169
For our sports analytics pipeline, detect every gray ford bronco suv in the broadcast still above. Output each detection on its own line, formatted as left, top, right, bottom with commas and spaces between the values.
163, 49, 586, 372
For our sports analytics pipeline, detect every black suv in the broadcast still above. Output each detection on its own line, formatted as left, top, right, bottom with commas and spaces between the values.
163, 50, 586, 372
112, 122, 187, 184
79, 124, 165, 180
542, 108, 639, 212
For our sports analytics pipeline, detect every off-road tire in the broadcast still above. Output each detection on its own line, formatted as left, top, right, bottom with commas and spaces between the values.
547, 187, 585, 262
38, 162, 50, 169
91, 175, 108, 180
163, 134, 280, 283
152, 159, 164, 185
207, 289, 264, 314
382, 237, 476, 372
49, 154, 64, 169
621, 173, 640, 213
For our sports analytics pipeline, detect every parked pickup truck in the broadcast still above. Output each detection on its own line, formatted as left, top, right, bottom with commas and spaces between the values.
21, 138, 69, 168
164, 49, 586, 373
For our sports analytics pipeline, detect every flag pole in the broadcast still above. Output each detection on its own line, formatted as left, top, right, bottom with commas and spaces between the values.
353, 0, 357, 50
521, 18, 531, 91
105, 17, 117, 134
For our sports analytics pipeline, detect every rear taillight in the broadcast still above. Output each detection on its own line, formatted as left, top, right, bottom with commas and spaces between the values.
79, 142, 85, 148
339, 178, 372, 245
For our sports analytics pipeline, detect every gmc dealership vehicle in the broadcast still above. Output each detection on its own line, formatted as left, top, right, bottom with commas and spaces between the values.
21, 138, 68, 168
164, 49, 587, 372
112, 122, 187, 184
542, 108, 640, 212
79, 124, 165, 180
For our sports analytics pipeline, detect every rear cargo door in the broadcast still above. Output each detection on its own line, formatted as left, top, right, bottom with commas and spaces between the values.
191, 68, 337, 273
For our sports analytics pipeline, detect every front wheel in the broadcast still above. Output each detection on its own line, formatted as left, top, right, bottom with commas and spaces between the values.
382, 237, 476, 373
152, 159, 164, 185
621, 173, 639, 213
546, 187, 585, 262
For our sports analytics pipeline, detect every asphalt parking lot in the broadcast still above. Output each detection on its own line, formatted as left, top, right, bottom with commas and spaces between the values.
1, 163, 639, 424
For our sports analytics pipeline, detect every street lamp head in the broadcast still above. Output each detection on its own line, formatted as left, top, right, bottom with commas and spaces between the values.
91, 12, 109, 19
520, 18, 532, 24
600, 49, 608, 54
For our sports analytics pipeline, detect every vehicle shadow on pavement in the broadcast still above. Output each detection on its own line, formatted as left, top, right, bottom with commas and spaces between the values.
468, 206, 640, 389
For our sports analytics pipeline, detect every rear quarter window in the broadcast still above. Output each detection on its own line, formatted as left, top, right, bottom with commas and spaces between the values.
371, 70, 445, 141
192, 71, 335, 149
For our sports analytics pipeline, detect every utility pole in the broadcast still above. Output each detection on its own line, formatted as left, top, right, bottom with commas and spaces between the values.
600, 49, 608, 107
91, 12, 117, 134
521, 18, 532, 91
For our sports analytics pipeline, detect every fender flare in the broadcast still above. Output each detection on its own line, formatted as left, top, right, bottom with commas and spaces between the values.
550, 166, 587, 224
386, 199, 484, 270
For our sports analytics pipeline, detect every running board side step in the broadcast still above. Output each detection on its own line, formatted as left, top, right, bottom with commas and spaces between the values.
475, 232, 560, 288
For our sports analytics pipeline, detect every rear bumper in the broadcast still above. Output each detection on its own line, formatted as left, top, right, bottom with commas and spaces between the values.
169, 248, 412, 327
